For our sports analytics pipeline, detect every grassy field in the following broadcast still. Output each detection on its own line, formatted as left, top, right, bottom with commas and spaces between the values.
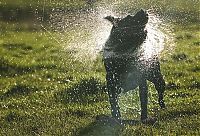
0, 0, 200, 136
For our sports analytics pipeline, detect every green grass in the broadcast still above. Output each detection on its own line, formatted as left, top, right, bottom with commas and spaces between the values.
0, 22, 199, 135
0, 0, 200, 135
0, 0, 92, 22
0, 21, 108, 135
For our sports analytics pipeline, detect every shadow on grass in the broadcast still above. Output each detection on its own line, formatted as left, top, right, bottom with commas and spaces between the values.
0, 56, 56, 77
171, 53, 187, 61
56, 77, 107, 104
2, 43, 33, 51
159, 101, 199, 121
1, 84, 38, 99
77, 115, 156, 136
77, 115, 122, 136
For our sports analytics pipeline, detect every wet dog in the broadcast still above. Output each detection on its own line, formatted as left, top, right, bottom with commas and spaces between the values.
103, 9, 165, 123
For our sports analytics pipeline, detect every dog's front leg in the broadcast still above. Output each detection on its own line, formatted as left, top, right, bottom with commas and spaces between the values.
106, 73, 121, 121
139, 79, 148, 121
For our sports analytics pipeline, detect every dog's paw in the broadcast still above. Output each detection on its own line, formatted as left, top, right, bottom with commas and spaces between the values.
121, 119, 140, 125
141, 117, 157, 125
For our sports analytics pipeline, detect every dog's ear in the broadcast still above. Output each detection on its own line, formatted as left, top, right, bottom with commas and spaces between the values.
104, 16, 120, 26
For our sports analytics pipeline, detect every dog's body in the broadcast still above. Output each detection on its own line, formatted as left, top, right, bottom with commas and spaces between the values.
103, 9, 165, 122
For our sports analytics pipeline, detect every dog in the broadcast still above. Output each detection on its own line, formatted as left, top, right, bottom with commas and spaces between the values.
103, 9, 165, 123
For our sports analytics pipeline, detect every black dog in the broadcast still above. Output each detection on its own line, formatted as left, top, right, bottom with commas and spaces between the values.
103, 9, 165, 123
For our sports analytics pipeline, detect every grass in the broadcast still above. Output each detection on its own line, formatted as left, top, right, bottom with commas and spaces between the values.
0, 0, 200, 135
0, 22, 108, 135
0, 0, 92, 22
0, 0, 87, 9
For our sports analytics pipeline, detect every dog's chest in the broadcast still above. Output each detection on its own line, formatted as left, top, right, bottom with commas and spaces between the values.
103, 54, 149, 93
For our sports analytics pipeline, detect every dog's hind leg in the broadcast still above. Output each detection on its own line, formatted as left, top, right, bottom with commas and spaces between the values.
155, 76, 166, 108
148, 60, 166, 108
151, 74, 166, 109
106, 73, 121, 121
139, 79, 148, 120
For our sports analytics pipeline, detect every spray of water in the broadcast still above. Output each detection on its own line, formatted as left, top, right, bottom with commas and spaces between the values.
46, 3, 174, 118
48, 6, 174, 62
48, 7, 113, 62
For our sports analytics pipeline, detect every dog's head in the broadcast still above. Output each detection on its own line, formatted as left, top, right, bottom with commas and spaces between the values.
104, 9, 149, 52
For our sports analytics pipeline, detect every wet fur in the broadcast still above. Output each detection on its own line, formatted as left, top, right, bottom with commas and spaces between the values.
103, 9, 165, 122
